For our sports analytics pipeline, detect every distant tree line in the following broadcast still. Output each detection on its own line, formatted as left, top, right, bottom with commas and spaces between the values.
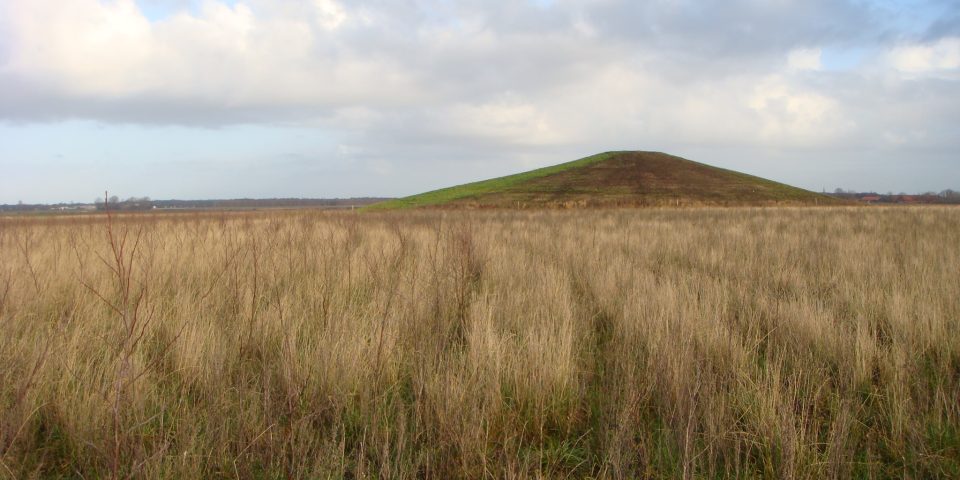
1, 197, 392, 213
830, 189, 960, 204
94, 196, 154, 211
147, 198, 389, 209
0, 202, 97, 213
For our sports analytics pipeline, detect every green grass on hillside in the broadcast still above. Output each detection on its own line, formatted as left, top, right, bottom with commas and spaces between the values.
366, 151, 838, 210
364, 152, 620, 210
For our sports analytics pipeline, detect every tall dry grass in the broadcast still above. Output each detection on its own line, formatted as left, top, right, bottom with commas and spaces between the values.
0, 207, 958, 478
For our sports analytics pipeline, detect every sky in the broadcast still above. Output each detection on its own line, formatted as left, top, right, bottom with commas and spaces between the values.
0, 0, 958, 203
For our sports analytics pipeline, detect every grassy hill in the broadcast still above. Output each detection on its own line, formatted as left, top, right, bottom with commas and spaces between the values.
367, 151, 840, 209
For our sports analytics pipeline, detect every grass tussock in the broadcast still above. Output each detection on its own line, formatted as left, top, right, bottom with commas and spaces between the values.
0, 207, 958, 478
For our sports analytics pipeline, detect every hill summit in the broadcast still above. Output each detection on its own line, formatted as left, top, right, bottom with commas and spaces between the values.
369, 151, 838, 209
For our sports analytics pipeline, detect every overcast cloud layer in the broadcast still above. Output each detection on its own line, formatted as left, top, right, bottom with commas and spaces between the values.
1, 0, 958, 203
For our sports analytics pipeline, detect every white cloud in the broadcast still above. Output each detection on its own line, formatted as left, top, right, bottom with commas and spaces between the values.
0, 0, 956, 166
446, 99, 563, 145
0, 0, 421, 107
2, 0, 155, 95
787, 48, 822, 71
888, 37, 960, 75
748, 75, 851, 144
314, 0, 346, 30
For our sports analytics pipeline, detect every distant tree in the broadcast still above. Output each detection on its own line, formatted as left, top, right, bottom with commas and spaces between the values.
95, 194, 122, 210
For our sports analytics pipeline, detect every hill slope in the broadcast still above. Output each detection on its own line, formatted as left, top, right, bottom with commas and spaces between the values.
368, 151, 839, 209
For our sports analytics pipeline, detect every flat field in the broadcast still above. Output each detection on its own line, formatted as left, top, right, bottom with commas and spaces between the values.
1, 207, 958, 478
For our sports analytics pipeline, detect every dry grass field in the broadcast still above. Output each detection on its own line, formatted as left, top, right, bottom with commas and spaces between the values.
1, 207, 958, 478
